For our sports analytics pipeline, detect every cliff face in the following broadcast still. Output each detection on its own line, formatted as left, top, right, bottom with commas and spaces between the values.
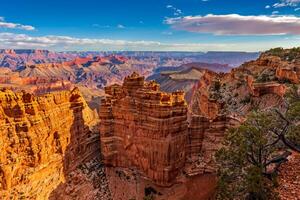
186, 115, 240, 175
99, 73, 188, 186
0, 88, 99, 199
186, 53, 298, 175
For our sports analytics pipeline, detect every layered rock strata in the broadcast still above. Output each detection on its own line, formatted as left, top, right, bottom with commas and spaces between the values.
0, 88, 99, 199
186, 115, 240, 175
99, 72, 188, 186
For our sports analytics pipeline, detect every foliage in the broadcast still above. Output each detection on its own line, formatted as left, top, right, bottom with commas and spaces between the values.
286, 85, 300, 144
216, 85, 300, 200
256, 69, 275, 83
265, 47, 300, 61
265, 47, 284, 57
213, 81, 221, 91
215, 112, 281, 200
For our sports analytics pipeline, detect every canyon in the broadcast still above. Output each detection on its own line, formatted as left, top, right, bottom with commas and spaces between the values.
0, 48, 299, 199
98, 49, 300, 199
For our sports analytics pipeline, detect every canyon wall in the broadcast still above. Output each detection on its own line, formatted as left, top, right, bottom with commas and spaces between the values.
99, 72, 242, 190
186, 115, 241, 175
0, 88, 99, 199
99, 72, 188, 186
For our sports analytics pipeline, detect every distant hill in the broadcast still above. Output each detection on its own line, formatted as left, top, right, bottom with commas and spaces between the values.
147, 62, 226, 102
0, 49, 259, 70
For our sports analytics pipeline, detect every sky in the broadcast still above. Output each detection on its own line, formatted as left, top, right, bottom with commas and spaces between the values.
1, 0, 300, 51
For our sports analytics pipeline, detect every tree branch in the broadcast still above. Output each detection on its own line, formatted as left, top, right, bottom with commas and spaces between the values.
264, 151, 291, 167
280, 134, 300, 153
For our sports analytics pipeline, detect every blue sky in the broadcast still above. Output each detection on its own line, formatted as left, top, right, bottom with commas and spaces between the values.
1, 0, 300, 51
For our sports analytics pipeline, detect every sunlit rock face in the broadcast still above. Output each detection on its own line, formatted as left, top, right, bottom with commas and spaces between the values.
0, 88, 98, 199
99, 72, 188, 186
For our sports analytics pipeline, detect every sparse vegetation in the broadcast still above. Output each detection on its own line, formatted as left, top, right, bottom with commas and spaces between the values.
265, 47, 300, 61
265, 47, 285, 57
256, 69, 276, 83
213, 81, 221, 92
216, 86, 300, 200
277, 77, 292, 84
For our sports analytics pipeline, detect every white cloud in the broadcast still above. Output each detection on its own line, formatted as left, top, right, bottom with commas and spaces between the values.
166, 4, 183, 16
165, 14, 300, 35
265, 5, 271, 9
0, 18, 35, 31
295, 7, 300, 10
0, 32, 299, 52
273, 2, 287, 8
272, 11, 280, 15
273, 0, 300, 8
0, 32, 239, 51
92, 24, 110, 28
117, 24, 125, 29
0, 22, 35, 30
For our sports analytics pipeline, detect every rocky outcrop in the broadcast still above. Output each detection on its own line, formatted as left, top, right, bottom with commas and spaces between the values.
252, 82, 286, 97
189, 71, 221, 119
238, 53, 300, 84
276, 67, 299, 84
100, 73, 188, 186
0, 88, 99, 199
186, 115, 241, 175
185, 54, 294, 176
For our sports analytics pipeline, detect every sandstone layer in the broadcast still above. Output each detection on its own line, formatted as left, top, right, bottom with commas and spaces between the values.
100, 72, 188, 186
0, 88, 99, 199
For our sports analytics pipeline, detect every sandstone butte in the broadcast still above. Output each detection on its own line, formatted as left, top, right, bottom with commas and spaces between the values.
99, 72, 241, 187
0, 87, 99, 199
99, 72, 188, 186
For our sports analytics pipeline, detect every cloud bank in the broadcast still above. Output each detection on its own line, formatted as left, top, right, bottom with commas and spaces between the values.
0, 17, 35, 31
0, 32, 235, 51
0, 32, 299, 52
165, 14, 300, 35
273, 0, 300, 8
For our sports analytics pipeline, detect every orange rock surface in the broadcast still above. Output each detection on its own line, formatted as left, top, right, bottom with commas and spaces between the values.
0, 88, 99, 199
100, 72, 188, 186
189, 71, 220, 119
276, 67, 300, 84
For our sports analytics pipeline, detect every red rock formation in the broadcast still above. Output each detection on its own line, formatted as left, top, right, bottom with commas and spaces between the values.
186, 115, 241, 175
189, 71, 220, 119
0, 88, 99, 199
276, 67, 299, 84
100, 73, 188, 186
252, 82, 286, 97
185, 55, 291, 177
